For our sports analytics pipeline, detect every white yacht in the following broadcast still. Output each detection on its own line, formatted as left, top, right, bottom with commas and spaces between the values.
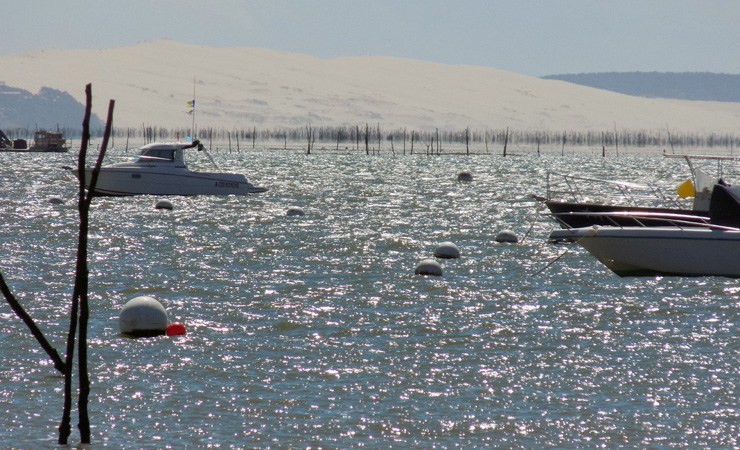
548, 184, 740, 277
74, 140, 267, 196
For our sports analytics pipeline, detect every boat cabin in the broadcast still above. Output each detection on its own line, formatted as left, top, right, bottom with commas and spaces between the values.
30, 130, 68, 151
135, 141, 198, 166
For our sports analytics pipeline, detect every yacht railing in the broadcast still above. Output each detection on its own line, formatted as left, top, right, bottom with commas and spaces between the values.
545, 172, 683, 208
549, 210, 740, 231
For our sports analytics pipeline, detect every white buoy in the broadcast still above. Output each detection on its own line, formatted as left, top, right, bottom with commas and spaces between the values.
286, 206, 305, 216
434, 241, 461, 259
495, 229, 519, 243
119, 296, 168, 337
48, 196, 65, 205
415, 258, 443, 276
155, 199, 173, 210
457, 170, 473, 182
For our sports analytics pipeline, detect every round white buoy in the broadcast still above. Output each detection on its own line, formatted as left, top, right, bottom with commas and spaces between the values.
457, 170, 473, 182
415, 258, 443, 276
434, 241, 461, 259
286, 206, 305, 216
495, 229, 519, 243
119, 296, 168, 337
48, 196, 65, 205
155, 200, 173, 210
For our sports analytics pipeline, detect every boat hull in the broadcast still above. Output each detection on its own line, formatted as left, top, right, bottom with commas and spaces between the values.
77, 167, 267, 196
545, 200, 704, 228
550, 226, 740, 277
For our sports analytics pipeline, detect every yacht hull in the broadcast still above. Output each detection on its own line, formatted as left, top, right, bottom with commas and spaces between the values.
77, 167, 267, 196
549, 226, 740, 277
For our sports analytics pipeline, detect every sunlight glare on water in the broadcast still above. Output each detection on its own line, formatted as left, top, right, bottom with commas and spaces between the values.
0, 147, 737, 448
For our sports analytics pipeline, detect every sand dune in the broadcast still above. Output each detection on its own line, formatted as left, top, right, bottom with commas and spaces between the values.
2, 39, 739, 133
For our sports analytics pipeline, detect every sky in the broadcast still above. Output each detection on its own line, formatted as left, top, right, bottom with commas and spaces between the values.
4, 0, 740, 77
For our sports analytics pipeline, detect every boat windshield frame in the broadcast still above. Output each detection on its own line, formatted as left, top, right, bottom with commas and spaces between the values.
137, 148, 177, 162
134, 141, 198, 164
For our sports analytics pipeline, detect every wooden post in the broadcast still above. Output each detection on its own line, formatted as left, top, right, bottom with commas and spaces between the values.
436, 128, 440, 155
614, 122, 620, 156
503, 127, 509, 157
403, 127, 407, 155
306, 124, 312, 154
466, 127, 470, 155
365, 123, 369, 155
561, 131, 566, 156
58, 84, 114, 445
377, 123, 381, 154
0, 276, 66, 373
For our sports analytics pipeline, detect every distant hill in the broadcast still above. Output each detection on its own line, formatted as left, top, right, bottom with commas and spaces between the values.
3, 41, 740, 133
542, 72, 740, 102
0, 83, 105, 131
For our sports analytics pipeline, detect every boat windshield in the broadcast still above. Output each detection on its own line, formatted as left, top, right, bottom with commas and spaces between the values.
138, 148, 175, 162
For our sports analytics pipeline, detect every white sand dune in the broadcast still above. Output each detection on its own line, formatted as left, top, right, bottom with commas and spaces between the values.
2, 39, 739, 133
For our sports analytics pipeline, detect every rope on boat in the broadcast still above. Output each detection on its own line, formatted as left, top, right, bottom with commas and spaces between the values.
528, 227, 596, 277
519, 196, 545, 245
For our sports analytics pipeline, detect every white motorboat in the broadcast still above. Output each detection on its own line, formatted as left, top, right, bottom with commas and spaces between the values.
549, 223, 740, 277
74, 140, 267, 196
548, 184, 740, 277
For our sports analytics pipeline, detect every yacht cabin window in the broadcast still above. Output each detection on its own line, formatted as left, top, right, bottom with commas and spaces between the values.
139, 148, 175, 162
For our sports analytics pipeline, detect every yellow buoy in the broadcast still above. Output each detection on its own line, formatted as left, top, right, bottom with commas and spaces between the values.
677, 178, 694, 198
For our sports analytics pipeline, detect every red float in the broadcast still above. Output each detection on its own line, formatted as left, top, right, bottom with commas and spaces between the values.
166, 322, 187, 336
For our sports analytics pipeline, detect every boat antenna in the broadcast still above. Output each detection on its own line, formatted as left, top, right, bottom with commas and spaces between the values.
191, 76, 196, 140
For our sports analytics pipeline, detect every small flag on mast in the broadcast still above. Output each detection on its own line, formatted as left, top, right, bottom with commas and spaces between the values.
187, 100, 195, 108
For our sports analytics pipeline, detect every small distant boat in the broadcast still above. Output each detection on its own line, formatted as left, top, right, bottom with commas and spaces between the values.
1, 129, 68, 152
72, 140, 267, 196
548, 184, 740, 277
28, 130, 69, 152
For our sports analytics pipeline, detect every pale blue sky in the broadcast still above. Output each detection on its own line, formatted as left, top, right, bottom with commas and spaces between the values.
4, 0, 740, 76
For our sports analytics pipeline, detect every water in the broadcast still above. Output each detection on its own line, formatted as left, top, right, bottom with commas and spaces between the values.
0, 147, 737, 448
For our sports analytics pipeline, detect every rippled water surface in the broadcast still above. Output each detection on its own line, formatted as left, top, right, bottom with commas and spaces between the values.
0, 147, 737, 448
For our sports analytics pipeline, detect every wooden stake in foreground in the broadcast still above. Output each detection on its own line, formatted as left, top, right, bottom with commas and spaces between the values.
61, 84, 114, 445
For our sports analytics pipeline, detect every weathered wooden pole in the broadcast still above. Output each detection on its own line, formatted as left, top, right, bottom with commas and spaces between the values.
376, 123, 381, 154
403, 127, 407, 155
365, 123, 369, 155
485, 127, 489, 153
0, 274, 65, 373
503, 127, 509, 157
60, 85, 113, 445
466, 127, 470, 155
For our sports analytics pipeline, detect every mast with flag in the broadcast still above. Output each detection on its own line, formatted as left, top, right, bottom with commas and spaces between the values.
187, 76, 196, 140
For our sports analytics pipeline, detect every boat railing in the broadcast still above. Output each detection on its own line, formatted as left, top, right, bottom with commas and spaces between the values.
549, 210, 740, 231
545, 171, 683, 208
